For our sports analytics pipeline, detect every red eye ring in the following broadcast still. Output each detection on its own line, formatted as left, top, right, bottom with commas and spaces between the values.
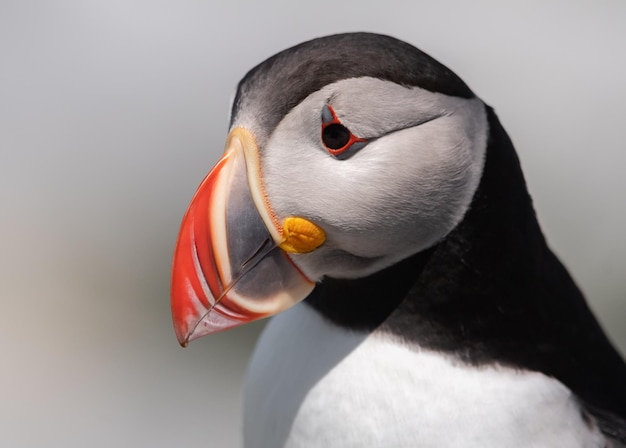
321, 105, 367, 157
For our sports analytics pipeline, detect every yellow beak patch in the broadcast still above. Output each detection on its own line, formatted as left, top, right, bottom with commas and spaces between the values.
279, 216, 326, 254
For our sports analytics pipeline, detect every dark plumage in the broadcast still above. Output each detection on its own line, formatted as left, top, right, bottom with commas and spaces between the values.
230, 33, 473, 137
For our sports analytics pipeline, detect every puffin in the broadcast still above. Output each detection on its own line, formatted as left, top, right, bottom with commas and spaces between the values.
170, 33, 626, 447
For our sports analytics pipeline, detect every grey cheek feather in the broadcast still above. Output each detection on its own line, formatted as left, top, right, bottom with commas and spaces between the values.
327, 77, 460, 138
257, 77, 488, 280
227, 88, 236, 124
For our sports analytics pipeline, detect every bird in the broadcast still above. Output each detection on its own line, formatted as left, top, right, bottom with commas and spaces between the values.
170, 32, 626, 447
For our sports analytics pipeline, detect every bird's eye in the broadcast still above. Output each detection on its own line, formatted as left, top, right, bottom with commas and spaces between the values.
322, 123, 351, 150
320, 104, 367, 158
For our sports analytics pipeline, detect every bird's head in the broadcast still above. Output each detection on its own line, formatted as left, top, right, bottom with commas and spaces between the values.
171, 33, 489, 346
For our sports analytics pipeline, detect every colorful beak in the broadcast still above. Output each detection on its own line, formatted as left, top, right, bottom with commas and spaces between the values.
171, 128, 325, 346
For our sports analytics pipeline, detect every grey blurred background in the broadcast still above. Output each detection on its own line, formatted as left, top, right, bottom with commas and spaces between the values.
1, 1, 624, 446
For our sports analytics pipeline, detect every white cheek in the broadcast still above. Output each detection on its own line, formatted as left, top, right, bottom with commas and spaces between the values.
261, 81, 487, 279
322, 117, 483, 258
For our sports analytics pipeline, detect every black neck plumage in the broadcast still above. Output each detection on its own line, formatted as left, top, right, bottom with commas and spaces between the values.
306, 105, 626, 437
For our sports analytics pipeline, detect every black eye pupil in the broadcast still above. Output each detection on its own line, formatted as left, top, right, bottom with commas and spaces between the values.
322, 123, 351, 150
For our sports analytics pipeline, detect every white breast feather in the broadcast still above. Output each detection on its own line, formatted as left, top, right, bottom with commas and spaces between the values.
243, 303, 606, 448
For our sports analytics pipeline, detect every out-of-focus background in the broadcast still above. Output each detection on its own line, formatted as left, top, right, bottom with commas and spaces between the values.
1, 1, 625, 446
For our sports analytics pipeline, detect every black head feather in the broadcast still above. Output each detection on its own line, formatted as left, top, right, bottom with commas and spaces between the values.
230, 32, 473, 135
